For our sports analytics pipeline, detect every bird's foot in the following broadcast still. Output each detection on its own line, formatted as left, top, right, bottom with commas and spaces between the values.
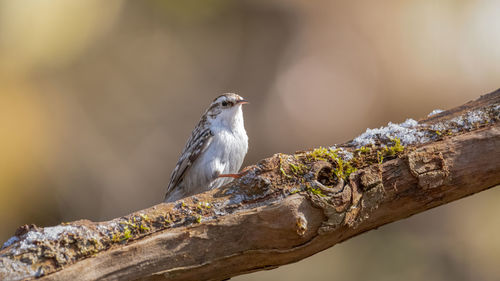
218, 170, 250, 179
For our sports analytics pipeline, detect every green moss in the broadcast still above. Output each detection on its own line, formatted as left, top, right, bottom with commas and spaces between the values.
111, 216, 153, 241
387, 138, 404, 155
281, 141, 406, 191
122, 226, 131, 241
308, 147, 336, 162
112, 226, 132, 242
280, 166, 290, 178
289, 163, 299, 174
306, 147, 356, 181
377, 150, 384, 164
120, 221, 135, 229
279, 154, 293, 179
307, 187, 327, 197
344, 165, 357, 179
356, 146, 371, 154
334, 155, 357, 181
111, 234, 119, 243
289, 162, 307, 176
139, 224, 150, 232
375, 138, 405, 164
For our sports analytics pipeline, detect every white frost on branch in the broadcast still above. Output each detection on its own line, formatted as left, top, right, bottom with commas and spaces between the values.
351, 118, 428, 147
430, 110, 490, 131
4, 226, 77, 255
351, 105, 498, 148
428, 109, 444, 117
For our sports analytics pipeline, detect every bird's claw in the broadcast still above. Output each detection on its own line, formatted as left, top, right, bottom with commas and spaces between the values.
218, 169, 250, 179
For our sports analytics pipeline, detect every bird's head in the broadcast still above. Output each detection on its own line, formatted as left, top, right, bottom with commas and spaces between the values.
206, 93, 248, 127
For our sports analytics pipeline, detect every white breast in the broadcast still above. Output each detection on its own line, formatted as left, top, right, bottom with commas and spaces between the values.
182, 105, 248, 194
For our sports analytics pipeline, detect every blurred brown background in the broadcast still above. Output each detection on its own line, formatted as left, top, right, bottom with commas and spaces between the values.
1, 0, 499, 280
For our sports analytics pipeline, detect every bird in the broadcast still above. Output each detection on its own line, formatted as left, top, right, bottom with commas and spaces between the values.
164, 93, 249, 202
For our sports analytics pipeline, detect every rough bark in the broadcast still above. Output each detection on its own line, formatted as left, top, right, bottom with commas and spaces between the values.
1, 89, 499, 281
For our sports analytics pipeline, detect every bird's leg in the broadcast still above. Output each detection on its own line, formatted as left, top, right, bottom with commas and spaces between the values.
217, 173, 241, 178
218, 169, 250, 179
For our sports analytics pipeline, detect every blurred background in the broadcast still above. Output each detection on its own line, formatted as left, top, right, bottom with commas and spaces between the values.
0, 0, 499, 280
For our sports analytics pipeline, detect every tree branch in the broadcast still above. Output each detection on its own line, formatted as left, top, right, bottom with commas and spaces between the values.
1, 89, 499, 281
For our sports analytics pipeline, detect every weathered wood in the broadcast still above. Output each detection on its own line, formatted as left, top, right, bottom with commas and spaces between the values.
1, 89, 499, 281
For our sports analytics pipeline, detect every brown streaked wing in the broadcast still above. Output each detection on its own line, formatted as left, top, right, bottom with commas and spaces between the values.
164, 125, 213, 199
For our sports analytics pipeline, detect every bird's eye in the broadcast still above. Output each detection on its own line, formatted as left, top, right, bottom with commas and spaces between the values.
222, 101, 228, 107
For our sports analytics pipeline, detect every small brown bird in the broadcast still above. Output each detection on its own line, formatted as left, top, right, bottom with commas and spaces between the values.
164, 93, 249, 202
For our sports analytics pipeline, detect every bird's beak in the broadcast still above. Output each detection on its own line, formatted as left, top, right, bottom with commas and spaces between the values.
237, 99, 249, 105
